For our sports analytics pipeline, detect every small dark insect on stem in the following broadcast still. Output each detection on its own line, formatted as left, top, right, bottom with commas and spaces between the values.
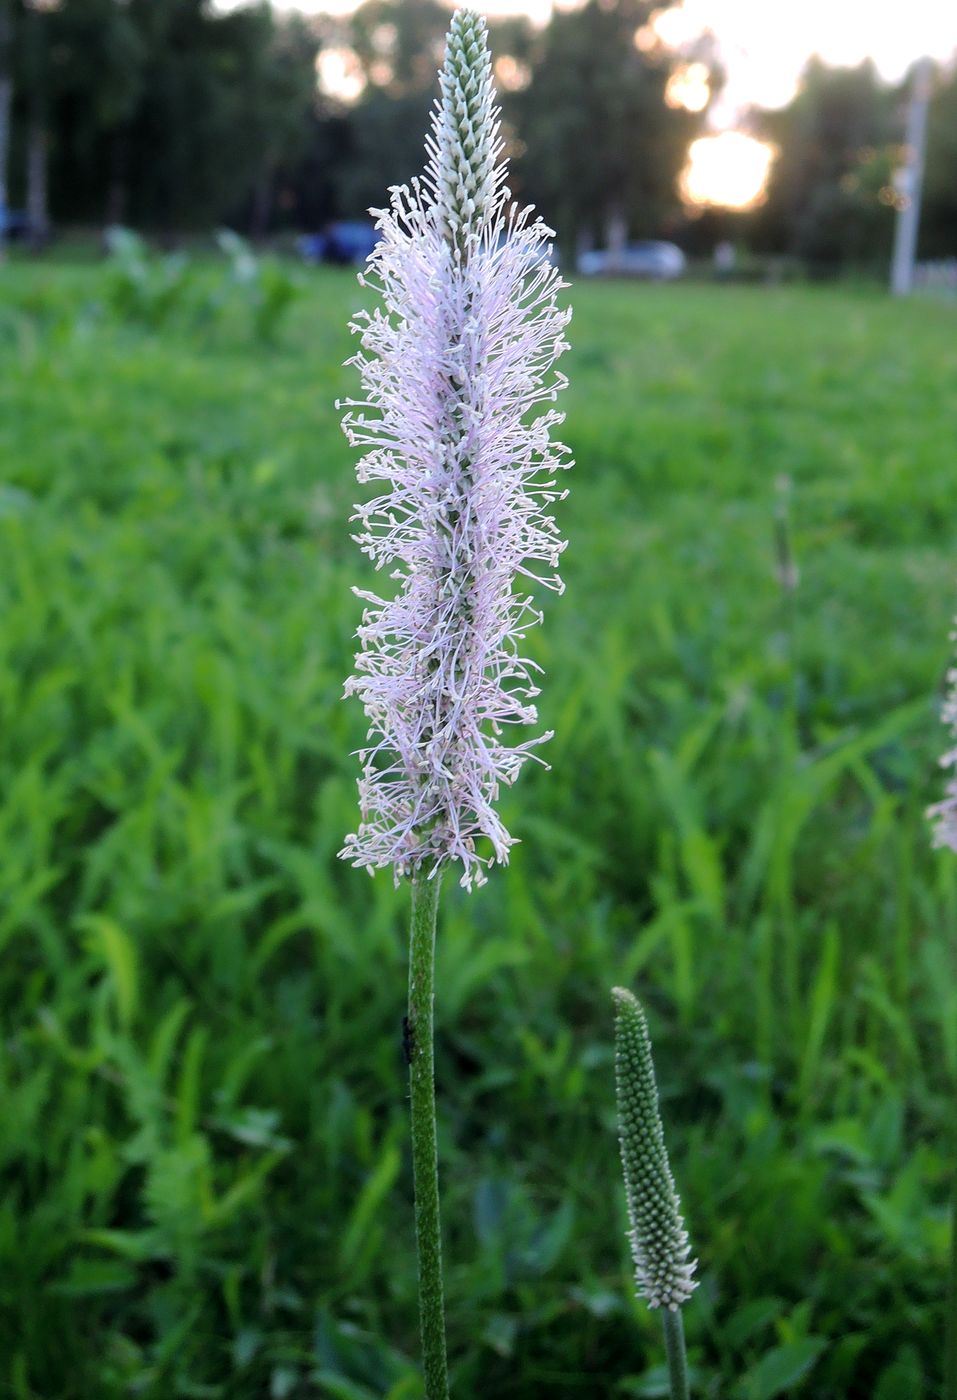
402, 1014, 416, 1066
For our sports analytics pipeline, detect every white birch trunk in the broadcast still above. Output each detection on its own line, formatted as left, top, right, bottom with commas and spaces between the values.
605, 201, 628, 273
0, 1, 13, 260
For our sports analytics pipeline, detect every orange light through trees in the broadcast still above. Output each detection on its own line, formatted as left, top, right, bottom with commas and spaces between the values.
680, 131, 776, 210
665, 62, 711, 113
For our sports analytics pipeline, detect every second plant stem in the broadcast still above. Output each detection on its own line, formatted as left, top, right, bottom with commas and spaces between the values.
947, 1120, 957, 1400
408, 866, 450, 1400
662, 1307, 690, 1400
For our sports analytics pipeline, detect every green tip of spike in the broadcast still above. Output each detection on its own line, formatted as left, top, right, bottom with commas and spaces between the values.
613, 987, 697, 1311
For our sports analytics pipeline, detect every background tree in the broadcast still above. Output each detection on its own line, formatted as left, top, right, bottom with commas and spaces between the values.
0, 0, 12, 244
348, 0, 447, 93
326, 0, 533, 219
514, 0, 702, 259
44, 0, 145, 227
243, 12, 319, 239
920, 62, 957, 259
16, 0, 53, 247
3, 0, 318, 237
750, 58, 898, 268
123, 0, 268, 233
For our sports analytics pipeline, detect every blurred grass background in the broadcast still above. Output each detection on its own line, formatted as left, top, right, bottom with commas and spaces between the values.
0, 262, 955, 1399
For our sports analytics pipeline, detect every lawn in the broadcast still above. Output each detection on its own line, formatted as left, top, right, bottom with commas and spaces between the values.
0, 261, 954, 1399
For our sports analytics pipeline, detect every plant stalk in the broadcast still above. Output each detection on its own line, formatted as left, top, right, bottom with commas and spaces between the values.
947, 1131, 957, 1400
662, 1307, 690, 1400
408, 866, 450, 1400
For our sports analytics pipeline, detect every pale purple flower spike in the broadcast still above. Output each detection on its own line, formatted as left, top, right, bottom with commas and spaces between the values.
928, 650, 957, 850
338, 8, 572, 889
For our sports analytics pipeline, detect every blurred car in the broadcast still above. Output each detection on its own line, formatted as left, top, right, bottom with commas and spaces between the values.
299, 220, 380, 267
0, 208, 38, 243
577, 241, 686, 280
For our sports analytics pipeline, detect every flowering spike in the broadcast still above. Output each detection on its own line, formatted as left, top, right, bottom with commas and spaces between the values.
430, 9, 500, 251
339, 7, 572, 890
928, 645, 957, 849
612, 988, 697, 1311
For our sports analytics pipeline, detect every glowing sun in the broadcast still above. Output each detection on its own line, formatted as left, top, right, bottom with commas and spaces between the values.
680, 132, 776, 210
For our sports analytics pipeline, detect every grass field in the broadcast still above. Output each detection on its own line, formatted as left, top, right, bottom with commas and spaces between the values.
0, 262, 955, 1399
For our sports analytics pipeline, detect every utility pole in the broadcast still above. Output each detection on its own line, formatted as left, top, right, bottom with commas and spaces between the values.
890, 56, 933, 297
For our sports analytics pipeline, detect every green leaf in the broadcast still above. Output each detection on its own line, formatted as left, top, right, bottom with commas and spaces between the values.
79, 914, 138, 1028
176, 1026, 209, 1144
873, 1347, 925, 1400
738, 1338, 827, 1400
308, 1374, 378, 1400
724, 1297, 783, 1350
339, 1144, 401, 1273
797, 923, 838, 1106
148, 999, 191, 1086
49, 1258, 137, 1296
207, 1149, 287, 1227
80, 1227, 167, 1263
649, 748, 725, 920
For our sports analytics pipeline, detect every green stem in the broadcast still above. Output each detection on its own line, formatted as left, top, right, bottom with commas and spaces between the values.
408, 867, 450, 1400
662, 1307, 690, 1400
947, 1133, 957, 1400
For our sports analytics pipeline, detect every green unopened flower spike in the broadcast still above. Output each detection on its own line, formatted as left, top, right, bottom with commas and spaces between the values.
613, 987, 696, 1400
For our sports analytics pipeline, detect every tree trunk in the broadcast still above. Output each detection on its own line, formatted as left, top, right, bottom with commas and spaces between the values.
605, 200, 628, 272
0, 0, 13, 260
23, 2, 50, 252
26, 118, 49, 250
249, 165, 274, 243
105, 130, 130, 229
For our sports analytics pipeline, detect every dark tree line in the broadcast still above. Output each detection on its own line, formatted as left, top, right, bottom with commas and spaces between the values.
0, 0, 953, 268
0, 0, 704, 255
0, 0, 320, 239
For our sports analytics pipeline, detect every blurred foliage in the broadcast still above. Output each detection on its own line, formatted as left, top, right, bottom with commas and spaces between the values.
749, 55, 957, 272
923, 65, 957, 260
0, 265, 954, 1396
751, 59, 898, 268
102, 226, 195, 330
99, 227, 301, 343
